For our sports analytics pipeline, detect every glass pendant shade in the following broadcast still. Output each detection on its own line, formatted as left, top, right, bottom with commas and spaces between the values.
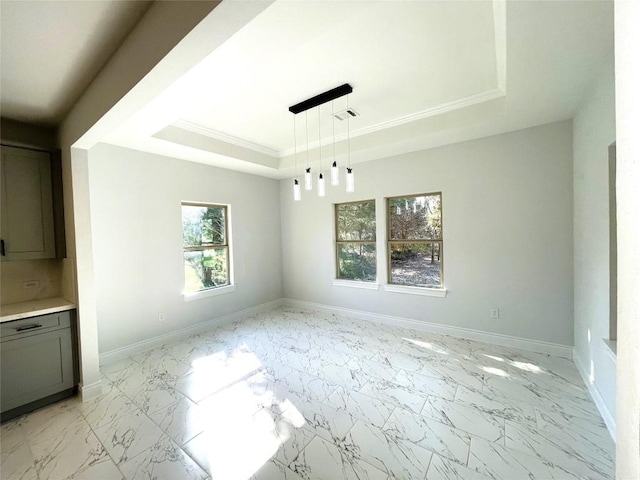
318, 173, 326, 197
304, 168, 313, 190
293, 179, 301, 201
346, 168, 355, 193
331, 161, 339, 186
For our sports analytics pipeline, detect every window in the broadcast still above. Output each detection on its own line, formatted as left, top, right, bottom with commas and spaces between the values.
182, 203, 230, 293
387, 192, 443, 288
335, 200, 376, 282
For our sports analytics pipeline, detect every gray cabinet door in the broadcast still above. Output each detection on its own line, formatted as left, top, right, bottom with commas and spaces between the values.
0, 145, 55, 261
0, 327, 74, 412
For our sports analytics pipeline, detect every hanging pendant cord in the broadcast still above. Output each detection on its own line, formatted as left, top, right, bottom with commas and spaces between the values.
293, 114, 297, 177
305, 111, 309, 169
347, 94, 351, 168
332, 100, 336, 162
318, 105, 322, 171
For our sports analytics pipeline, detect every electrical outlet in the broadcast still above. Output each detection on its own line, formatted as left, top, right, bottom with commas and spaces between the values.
23, 280, 40, 290
490, 308, 500, 319
158, 312, 165, 322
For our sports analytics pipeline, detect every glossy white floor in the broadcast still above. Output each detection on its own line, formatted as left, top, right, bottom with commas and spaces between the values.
1, 306, 614, 480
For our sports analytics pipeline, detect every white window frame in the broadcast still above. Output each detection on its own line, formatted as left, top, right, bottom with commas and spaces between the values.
181, 202, 233, 301
334, 199, 378, 284
386, 192, 445, 292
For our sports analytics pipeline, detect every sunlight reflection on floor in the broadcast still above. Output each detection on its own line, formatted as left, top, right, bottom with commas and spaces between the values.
185, 346, 307, 479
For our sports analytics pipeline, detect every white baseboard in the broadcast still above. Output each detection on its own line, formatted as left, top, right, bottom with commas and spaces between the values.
99, 298, 283, 366
573, 350, 616, 441
282, 298, 573, 358
79, 380, 103, 402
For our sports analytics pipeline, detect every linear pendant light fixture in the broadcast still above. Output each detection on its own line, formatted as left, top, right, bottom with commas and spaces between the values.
289, 83, 355, 201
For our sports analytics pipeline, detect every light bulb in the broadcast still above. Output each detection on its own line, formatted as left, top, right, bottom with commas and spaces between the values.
304, 168, 312, 190
318, 173, 326, 197
293, 179, 301, 201
346, 168, 355, 193
331, 161, 339, 186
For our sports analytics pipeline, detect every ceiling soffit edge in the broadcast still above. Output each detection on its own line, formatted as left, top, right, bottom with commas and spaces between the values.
172, 119, 280, 158
169, 86, 506, 164
165, 0, 508, 166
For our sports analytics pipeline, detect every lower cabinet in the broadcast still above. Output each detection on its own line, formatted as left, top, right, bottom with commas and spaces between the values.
0, 310, 77, 420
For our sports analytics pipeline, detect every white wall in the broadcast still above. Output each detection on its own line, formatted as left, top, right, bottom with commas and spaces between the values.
281, 121, 574, 346
614, 0, 640, 473
572, 56, 617, 430
88, 143, 282, 354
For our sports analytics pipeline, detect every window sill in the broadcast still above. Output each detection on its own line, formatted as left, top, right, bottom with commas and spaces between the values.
332, 279, 380, 290
602, 338, 617, 362
383, 284, 447, 297
183, 284, 236, 302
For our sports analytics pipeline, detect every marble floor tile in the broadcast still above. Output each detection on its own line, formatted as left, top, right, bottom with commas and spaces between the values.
127, 379, 185, 415
272, 417, 316, 466
288, 435, 390, 480
421, 395, 505, 444
63, 457, 124, 480
325, 386, 395, 428
0, 437, 38, 480
426, 453, 492, 480
315, 363, 370, 391
454, 385, 538, 426
283, 369, 340, 402
148, 396, 205, 446
419, 357, 485, 391
382, 407, 471, 466
359, 377, 430, 414
0, 416, 27, 453
345, 355, 399, 383
78, 387, 138, 430
392, 369, 458, 401
287, 397, 356, 445
3, 306, 613, 480
251, 458, 306, 480
373, 350, 425, 373
119, 434, 207, 480
182, 408, 284, 480
467, 436, 584, 480
504, 420, 614, 480
94, 405, 165, 465
535, 407, 613, 448
33, 418, 110, 480
344, 419, 433, 479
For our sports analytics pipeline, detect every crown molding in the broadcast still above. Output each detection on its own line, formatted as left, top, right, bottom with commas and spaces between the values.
278, 87, 506, 158
172, 119, 280, 158
172, 0, 508, 164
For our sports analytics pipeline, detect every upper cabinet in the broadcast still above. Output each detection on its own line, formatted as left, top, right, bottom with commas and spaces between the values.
1, 146, 56, 261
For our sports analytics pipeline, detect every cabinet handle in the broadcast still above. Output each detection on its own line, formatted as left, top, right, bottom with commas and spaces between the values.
15, 324, 43, 332
1, 239, 5, 256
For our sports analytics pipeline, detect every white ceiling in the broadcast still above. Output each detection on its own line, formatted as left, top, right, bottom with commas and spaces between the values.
1, 1, 613, 179
0, 0, 151, 126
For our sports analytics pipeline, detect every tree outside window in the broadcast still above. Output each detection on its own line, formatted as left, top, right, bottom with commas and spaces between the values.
335, 200, 376, 282
387, 193, 443, 287
182, 203, 230, 292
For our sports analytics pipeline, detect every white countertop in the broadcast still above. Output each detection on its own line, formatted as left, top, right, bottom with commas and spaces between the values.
0, 297, 76, 323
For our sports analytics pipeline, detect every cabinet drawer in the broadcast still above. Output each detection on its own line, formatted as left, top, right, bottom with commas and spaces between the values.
0, 310, 71, 340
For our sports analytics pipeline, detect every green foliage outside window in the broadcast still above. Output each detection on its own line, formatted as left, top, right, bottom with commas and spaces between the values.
182, 204, 229, 292
388, 193, 443, 287
336, 200, 376, 281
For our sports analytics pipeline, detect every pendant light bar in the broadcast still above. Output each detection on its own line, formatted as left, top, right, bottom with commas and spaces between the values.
289, 83, 355, 200
289, 83, 353, 114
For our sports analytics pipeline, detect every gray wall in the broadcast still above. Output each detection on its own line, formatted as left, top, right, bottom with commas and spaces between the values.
573, 57, 616, 423
280, 121, 574, 346
88, 143, 282, 353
